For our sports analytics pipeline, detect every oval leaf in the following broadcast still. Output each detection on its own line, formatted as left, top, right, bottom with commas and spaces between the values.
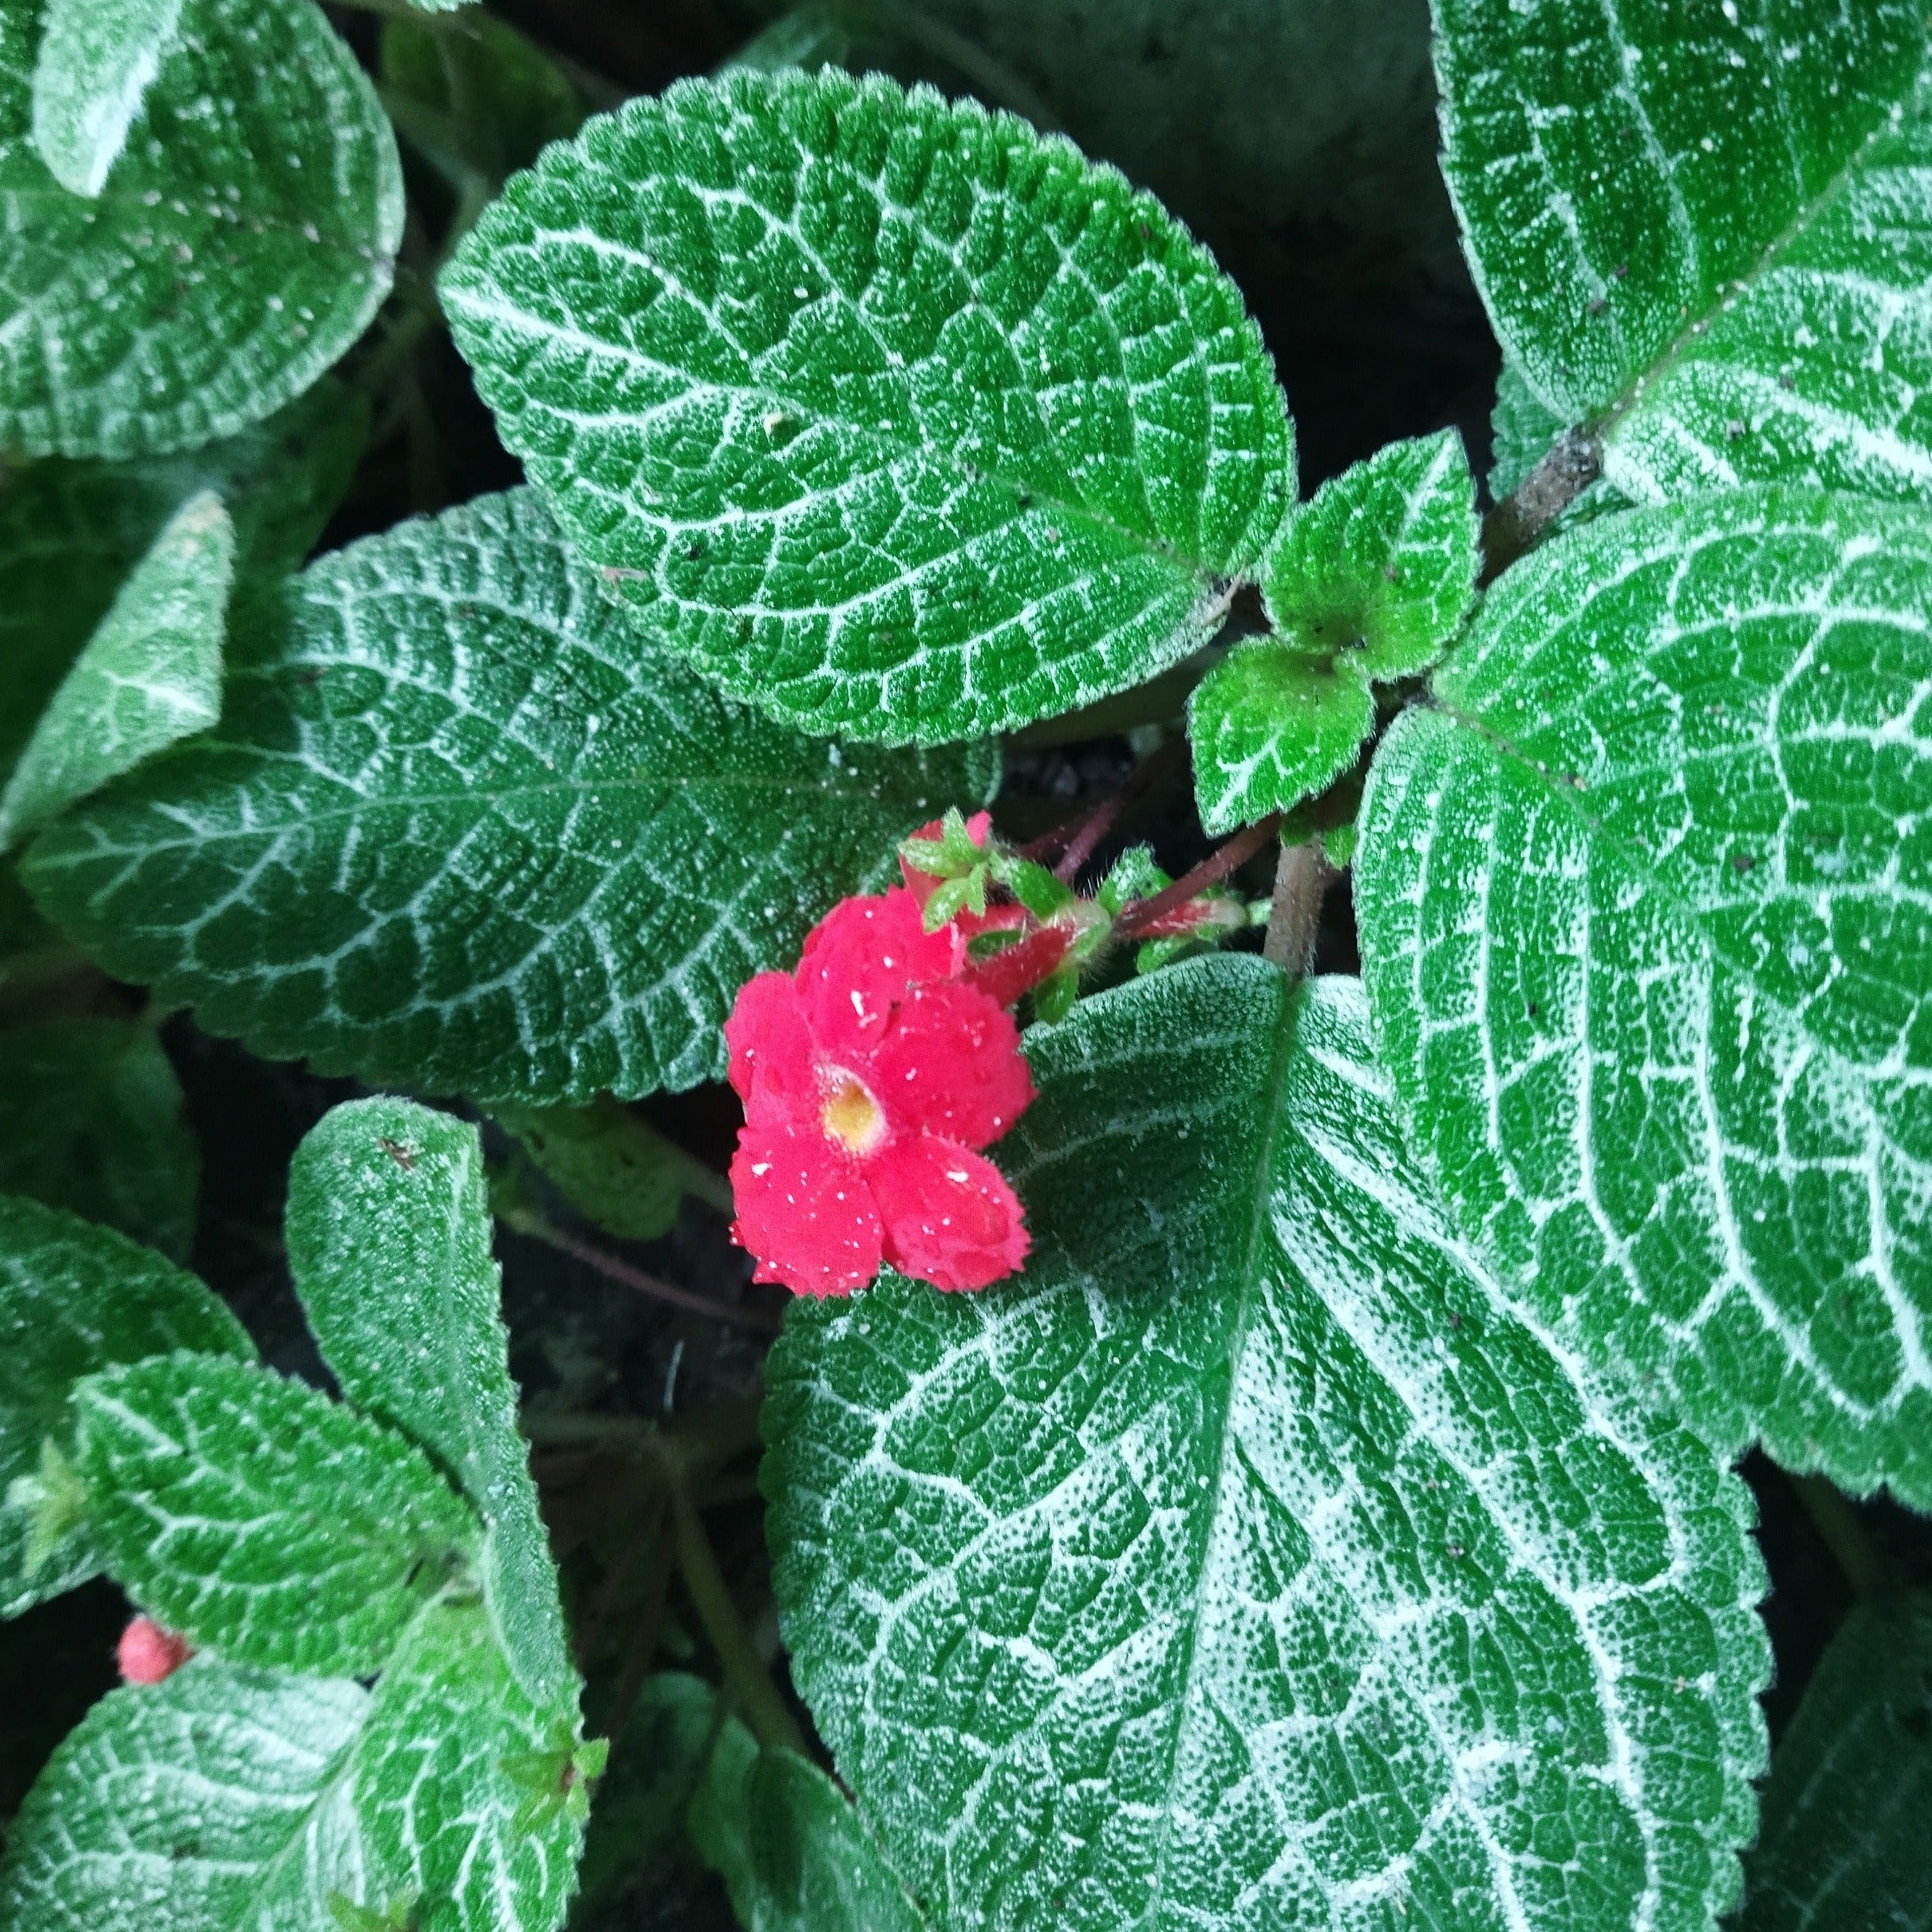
0, 0, 402, 458
766, 958, 1767, 1932
19, 488, 995, 1107
441, 68, 1293, 746
1435, 0, 1932, 507
1357, 487, 1932, 1506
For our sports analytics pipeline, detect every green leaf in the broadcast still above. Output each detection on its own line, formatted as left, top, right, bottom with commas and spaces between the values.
0, 379, 368, 794
1189, 431, 1476, 832
354, 1598, 585, 1932
495, 1095, 729, 1244
766, 957, 1768, 1932
0, 1660, 374, 1930
287, 1097, 572, 1714
1433, 1, 1932, 507
29, 0, 183, 196
441, 68, 1293, 746
0, 488, 229, 849
0, 1193, 249, 1617
1186, 639, 1373, 832
1738, 1591, 1932, 1932
0, 1015, 201, 1259
19, 487, 995, 1106
1355, 487, 1932, 1506
1263, 428, 1478, 678
0, 0, 402, 458
1488, 357, 1629, 538
76, 1352, 479, 1676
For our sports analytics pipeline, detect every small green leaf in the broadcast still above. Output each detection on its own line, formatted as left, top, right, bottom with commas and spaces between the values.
1263, 428, 1478, 678
0, 0, 402, 458
0, 1016, 201, 1259
441, 68, 1292, 745
354, 1598, 584, 1932
287, 1098, 572, 1714
20, 488, 993, 1106
0, 379, 367, 797
494, 1095, 729, 1244
0, 1194, 249, 1617
767, 958, 1768, 1932
76, 1352, 479, 1676
29, 0, 183, 196
1356, 487, 1932, 1506
1739, 1592, 1932, 1932
0, 489, 229, 849
0, 1660, 373, 1930
1187, 637, 1374, 832
1434, 0, 1932, 507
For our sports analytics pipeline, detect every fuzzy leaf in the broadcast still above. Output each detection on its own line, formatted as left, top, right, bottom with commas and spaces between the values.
0, 489, 229, 849
76, 1352, 479, 1676
0, 1660, 373, 1930
1434, 0, 1932, 507
1186, 639, 1373, 832
495, 1095, 729, 1243
1356, 487, 1932, 1506
441, 68, 1293, 746
287, 1097, 572, 1714
0, 0, 402, 458
354, 1598, 585, 1932
0, 1194, 249, 1616
1263, 428, 1478, 678
0, 1015, 200, 1259
766, 957, 1768, 1932
0, 380, 367, 793
1739, 1591, 1932, 1932
29, 0, 183, 196
20, 488, 994, 1106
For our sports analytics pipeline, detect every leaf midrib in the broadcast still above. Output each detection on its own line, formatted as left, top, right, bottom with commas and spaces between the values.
1591, 33, 1932, 443
1137, 962, 1301, 1931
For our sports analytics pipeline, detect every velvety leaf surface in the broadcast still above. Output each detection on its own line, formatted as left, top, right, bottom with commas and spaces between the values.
0, 380, 366, 793
354, 1598, 584, 1932
287, 1097, 571, 1714
76, 1352, 479, 1676
1356, 487, 1932, 1505
0, 488, 229, 849
442, 69, 1293, 745
495, 1094, 731, 1242
0, 1660, 372, 1930
0, 0, 402, 458
766, 958, 1767, 1932
1190, 429, 1478, 830
0, 1194, 249, 1617
20, 488, 995, 1106
0, 1015, 201, 1259
1738, 1591, 1932, 1932
1434, 0, 1932, 507
29, 0, 183, 196
1186, 639, 1373, 833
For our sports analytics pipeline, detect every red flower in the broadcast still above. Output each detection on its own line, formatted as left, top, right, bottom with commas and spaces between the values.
725, 886, 1034, 1298
118, 1615, 192, 1685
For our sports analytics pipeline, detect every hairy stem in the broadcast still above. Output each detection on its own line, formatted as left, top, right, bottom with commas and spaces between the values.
1114, 815, 1281, 940
1261, 840, 1333, 973
1481, 429, 1603, 581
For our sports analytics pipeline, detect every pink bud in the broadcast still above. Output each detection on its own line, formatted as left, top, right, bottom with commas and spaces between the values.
118, 1615, 193, 1685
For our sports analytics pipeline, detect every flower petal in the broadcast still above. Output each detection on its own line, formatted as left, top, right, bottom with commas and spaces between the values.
723, 970, 816, 1112
870, 979, 1035, 1148
871, 1134, 1030, 1292
796, 887, 962, 1060
730, 1117, 883, 1298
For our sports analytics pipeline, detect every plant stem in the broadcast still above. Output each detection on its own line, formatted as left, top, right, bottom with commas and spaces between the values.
1114, 815, 1282, 939
668, 1476, 808, 1756
1261, 840, 1333, 972
1791, 1473, 1889, 1600
1049, 740, 1186, 882
1481, 428, 1602, 579
500, 1206, 781, 1334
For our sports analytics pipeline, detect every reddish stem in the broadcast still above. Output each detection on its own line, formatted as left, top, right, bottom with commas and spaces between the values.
1113, 816, 1282, 940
